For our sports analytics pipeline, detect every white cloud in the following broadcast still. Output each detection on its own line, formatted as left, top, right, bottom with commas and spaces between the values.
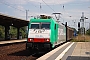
2, 0, 27, 4
13, 10, 26, 19
58, 9, 90, 26
12, 5, 26, 19
62, 9, 90, 18
29, 0, 74, 5
1, 0, 75, 5
62, 9, 90, 30
16, 5, 25, 11
80, 0, 90, 2
0, 11, 9, 15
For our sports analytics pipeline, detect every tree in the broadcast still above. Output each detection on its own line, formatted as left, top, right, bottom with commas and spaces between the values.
0, 25, 5, 38
10, 26, 17, 38
0, 25, 26, 39
20, 27, 27, 38
86, 29, 90, 35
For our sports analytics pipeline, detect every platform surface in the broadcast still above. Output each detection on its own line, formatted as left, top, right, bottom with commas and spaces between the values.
37, 42, 90, 60
0, 39, 26, 44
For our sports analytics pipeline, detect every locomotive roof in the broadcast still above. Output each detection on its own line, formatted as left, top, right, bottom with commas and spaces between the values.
29, 18, 67, 27
30, 18, 57, 23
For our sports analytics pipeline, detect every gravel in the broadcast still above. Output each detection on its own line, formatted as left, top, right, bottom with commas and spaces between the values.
0, 43, 37, 60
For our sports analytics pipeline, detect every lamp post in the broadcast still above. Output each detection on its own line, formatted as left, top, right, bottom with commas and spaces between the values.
26, 10, 29, 38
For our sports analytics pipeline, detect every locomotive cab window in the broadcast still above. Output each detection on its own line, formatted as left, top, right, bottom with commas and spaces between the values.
41, 23, 50, 29
30, 23, 39, 29
30, 22, 50, 29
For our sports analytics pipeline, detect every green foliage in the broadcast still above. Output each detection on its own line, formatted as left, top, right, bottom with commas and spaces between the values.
10, 26, 27, 38
86, 29, 90, 35
10, 26, 17, 38
20, 27, 27, 38
0, 25, 5, 38
0, 25, 26, 39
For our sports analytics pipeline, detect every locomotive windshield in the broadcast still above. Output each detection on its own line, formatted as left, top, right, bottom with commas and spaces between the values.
30, 23, 50, 29
41, 23, 50, 29
31, 23, 39, 29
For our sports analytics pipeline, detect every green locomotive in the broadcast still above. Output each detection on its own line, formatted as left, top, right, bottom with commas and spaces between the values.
26, 15, 66, 50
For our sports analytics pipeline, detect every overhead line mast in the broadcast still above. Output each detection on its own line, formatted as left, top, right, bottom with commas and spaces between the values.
80, 12, 88, 35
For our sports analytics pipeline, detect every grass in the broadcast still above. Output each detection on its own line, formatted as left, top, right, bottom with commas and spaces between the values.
71, 35, 90, 42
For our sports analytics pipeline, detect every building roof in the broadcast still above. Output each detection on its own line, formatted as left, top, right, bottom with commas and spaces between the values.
0, 13, 29, 28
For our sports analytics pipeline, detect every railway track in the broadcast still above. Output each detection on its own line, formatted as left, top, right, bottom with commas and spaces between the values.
0, 42, 44, 60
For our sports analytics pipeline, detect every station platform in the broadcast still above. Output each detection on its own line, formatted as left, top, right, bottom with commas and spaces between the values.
37, 42, 90, 60
0, 39, 27, 44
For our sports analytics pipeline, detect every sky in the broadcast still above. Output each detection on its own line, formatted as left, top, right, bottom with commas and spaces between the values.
0, 0, 90, 30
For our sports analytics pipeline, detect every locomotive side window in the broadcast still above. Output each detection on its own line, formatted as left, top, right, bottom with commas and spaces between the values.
55, 24, 56, 29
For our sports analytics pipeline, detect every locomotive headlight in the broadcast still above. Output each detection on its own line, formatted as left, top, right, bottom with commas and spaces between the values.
45, 39, 50, 42
46, 39, 49, 41
30, 39, 33, 41
30, 39, 32, 41
28, 38, 33, 42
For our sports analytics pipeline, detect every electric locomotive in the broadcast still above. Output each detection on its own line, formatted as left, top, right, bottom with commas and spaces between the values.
26, 15, 67, 51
